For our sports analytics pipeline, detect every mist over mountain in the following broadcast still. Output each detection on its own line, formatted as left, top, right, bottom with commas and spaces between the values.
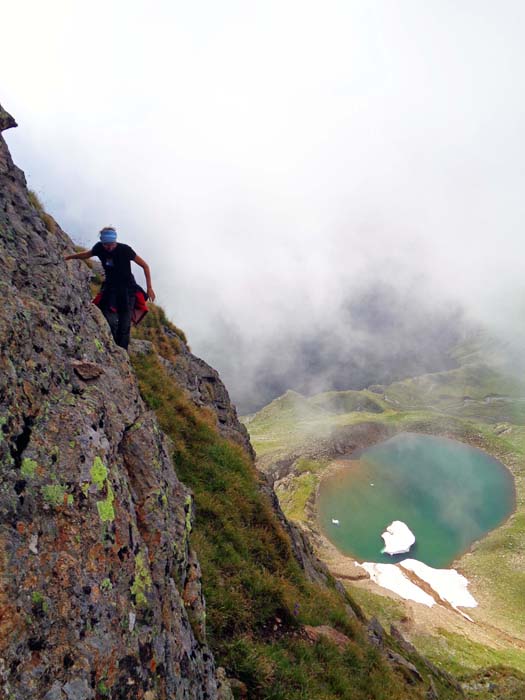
200, 280, 466, 414
5, 1, 525, 416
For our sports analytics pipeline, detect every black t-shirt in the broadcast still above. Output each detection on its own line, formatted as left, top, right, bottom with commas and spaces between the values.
91, 242, 137, 288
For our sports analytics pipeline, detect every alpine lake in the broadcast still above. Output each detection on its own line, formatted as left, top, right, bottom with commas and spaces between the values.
317, 433, 516, 567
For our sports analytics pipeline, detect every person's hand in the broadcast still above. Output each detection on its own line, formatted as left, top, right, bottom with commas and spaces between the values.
147, 287, 156, 302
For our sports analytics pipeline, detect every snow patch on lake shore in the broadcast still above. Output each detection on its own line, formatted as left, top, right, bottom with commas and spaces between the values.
357, 562, 435, 606
400, 559, 478, 610
356, 559, 477, 620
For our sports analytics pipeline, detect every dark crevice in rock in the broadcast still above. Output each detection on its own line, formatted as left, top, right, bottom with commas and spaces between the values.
11, 416, 34, 470
14, 480, 26, 495
27, 638, 46, 651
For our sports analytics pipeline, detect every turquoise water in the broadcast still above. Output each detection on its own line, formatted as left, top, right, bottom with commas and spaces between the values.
317, 433, 515, 567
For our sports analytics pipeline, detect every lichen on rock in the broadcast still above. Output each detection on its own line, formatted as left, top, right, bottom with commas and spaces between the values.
96, 481, 115, 522
20, 457, 37, 478
130, 550, 152, 606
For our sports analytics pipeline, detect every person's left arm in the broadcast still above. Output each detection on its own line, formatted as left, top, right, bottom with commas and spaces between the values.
133, 255, 156, 301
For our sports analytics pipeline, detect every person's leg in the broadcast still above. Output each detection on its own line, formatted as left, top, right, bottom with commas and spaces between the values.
102, 306, 119, 344
115, 290, 134, 350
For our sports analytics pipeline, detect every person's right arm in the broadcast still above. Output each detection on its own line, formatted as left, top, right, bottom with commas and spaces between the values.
64, 249, 93, 261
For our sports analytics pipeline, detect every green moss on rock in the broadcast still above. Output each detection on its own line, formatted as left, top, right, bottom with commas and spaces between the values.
96, 482, 115, 522
41, 484, 66, 507
131, 550, 152, 606
90, 457, 108, 490
31, 590, 49, 614
21, 458, 37, 479
31, 591, 44, 605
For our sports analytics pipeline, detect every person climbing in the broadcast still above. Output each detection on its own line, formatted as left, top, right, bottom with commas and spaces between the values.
64, 226, 156, 350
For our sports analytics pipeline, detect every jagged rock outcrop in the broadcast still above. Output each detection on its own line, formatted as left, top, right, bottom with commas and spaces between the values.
130, 339, 253, 459
0, 105, 16, 132
0, 105, 219, 698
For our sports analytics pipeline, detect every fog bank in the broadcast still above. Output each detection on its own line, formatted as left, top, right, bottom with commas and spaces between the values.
3, 1, 525, 410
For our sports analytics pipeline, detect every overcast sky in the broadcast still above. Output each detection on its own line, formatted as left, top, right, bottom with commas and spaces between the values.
3, 1, 525, 404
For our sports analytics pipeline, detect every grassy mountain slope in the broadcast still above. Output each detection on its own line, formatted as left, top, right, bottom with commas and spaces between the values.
129, 307, 464, 700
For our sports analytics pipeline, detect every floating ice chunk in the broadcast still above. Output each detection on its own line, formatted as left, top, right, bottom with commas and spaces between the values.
381, 520, 415, 555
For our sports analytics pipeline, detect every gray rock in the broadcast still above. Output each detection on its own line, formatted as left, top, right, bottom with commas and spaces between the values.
0, 104, 16, 131
216, 667, 235, 700
427, 677, 439, 699
386, 649, 424, 683
70, 359, 104, 380
63, 679, 94, 700
367, 617, 385, 647
44, 682, 66, 700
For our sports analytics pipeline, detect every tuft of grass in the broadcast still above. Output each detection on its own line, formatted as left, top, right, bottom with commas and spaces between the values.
132, 304, 188, 363
28, 190, 44, 213
225, 635, 411, 700
28, 190, 56, 233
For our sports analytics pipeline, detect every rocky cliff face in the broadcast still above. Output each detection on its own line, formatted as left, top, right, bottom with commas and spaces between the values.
0, 105, 222, 699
